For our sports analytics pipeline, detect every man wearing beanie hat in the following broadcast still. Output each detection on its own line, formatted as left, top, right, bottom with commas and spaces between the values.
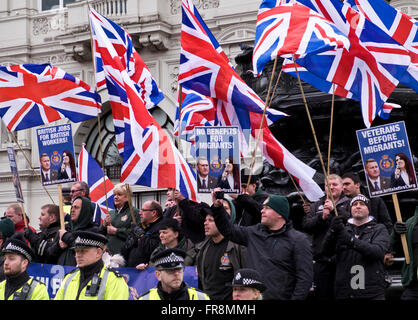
0, 233, 49, 300
322, 194, 390, 299
211, 191, 313, 300
230, 268, 266, 300
139, 248, 210, 300
54, 230, 129, 300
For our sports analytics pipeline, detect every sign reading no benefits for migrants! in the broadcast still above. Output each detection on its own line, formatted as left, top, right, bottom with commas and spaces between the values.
356, 121, 418, 198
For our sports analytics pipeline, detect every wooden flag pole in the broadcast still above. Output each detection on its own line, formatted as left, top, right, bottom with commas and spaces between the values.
287, 172, 307, 205
5, 127, 55, 204
327, 84, 336, 176
392, 193, 410, 264
292, 58, 338, 216
125, 184, 137, 224
57, 184, 66, 230
246, 57, 279, 192
86, 3, 109, 214
21, 203, 29, 229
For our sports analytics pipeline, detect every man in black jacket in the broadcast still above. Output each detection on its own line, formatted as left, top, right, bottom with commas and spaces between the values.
24, 204, 60, 263
195, 205, 246, 300
322, 194, 390, 299
302, 174, 350, 300
212, 192, 313, 300
121, 200, 164, 267
164, 188, 209, 244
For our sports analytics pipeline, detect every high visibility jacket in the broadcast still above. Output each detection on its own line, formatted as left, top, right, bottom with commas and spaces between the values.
54, 265, 129, 300
0, 277, 49, 300
139, 287, 210, 300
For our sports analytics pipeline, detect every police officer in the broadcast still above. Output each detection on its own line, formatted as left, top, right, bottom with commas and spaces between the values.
229, 268, 266, 300
0, 233, 49, 300
54, 231, 129, 300
139, 248, 209, 300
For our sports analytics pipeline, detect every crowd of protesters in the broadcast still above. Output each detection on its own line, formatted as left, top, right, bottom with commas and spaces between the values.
0, 170, 415, 300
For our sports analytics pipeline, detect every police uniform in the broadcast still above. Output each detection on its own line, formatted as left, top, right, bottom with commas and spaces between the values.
54, 231, 129, 300
139, 248, 209, 300
0, 233, 49, 300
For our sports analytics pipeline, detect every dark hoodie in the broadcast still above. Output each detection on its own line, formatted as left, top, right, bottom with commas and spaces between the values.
47, 196, 102, 266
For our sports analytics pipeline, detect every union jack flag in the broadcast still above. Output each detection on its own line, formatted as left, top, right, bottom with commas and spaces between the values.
345, 0, 418, 92
253, 1, 350, 76
90, 8, 164, 156
174, 88, 217, 143
77, 144, 115, 225
179, 0, 272, 115
89, 9, 198, 202
288, 0, 411, 127
282, 59, 401, 119
0, 64, 101, 131
179, 0, 324, 201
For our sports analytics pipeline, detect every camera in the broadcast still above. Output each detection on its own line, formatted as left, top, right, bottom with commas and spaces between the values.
215, 191, 224, 199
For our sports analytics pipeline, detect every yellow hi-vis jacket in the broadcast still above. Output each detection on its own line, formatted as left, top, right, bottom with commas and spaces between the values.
0, 277, 49, 300
139, 287, 210, 300
54, 265, 129, 300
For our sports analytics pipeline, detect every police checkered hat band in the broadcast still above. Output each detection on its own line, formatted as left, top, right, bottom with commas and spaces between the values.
229, 268, 266, 292
1, 233, 35, 262
151, 248, 186, 269
71, 231, 108, 249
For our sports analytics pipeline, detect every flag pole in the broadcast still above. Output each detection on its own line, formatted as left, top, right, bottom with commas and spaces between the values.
292, 57, 338, 216
5, 126, 55, 204
246, 57, 279, 193
57, 184, 66, 230
87, 2, 109, 213
392, 193, 410, 264
125, 184, 137, 224
174, 85, 183, 215
327, 84, 336, 176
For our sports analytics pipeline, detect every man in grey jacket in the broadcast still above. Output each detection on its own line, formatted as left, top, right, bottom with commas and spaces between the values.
211, 190, 313, 300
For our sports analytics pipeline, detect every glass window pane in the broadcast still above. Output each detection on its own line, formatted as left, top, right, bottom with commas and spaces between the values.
42, 0, 59, 11
64, 0, 76, 6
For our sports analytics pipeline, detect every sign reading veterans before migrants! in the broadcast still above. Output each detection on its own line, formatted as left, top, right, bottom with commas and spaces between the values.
357, 121, 418, 197
7, 147, 24, 203
194, 126, 240, 194
36, 124, 77, 186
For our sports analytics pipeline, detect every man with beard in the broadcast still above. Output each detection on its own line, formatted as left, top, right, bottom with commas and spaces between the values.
0, 233, 49, 300
24, 204, 60, 263
139, 248, 209, 300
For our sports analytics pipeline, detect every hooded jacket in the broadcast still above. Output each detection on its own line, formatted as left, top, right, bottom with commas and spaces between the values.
47, 197, 102, 266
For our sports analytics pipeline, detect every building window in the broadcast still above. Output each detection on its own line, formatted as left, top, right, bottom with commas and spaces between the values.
132, 190, 168, 211
40, 0, 76, 11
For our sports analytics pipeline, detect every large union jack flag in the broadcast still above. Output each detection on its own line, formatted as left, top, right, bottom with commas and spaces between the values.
179, 0, 324, 201
90, 8, 164, 157
0, 64, 101, 131
253, 1, 350, 76
89, 9, 198, 202
77, 144, 115, 225
284, 0, 411, 127
345, 0, 418, 92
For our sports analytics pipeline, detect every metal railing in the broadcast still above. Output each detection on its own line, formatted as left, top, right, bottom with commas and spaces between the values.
90, 0, 128, 16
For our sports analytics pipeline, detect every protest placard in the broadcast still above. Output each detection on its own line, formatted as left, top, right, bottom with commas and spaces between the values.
356, 121, 417, 197
194, 126, 240, 194
7, 147, 24, 203
36, 124, 77, 186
